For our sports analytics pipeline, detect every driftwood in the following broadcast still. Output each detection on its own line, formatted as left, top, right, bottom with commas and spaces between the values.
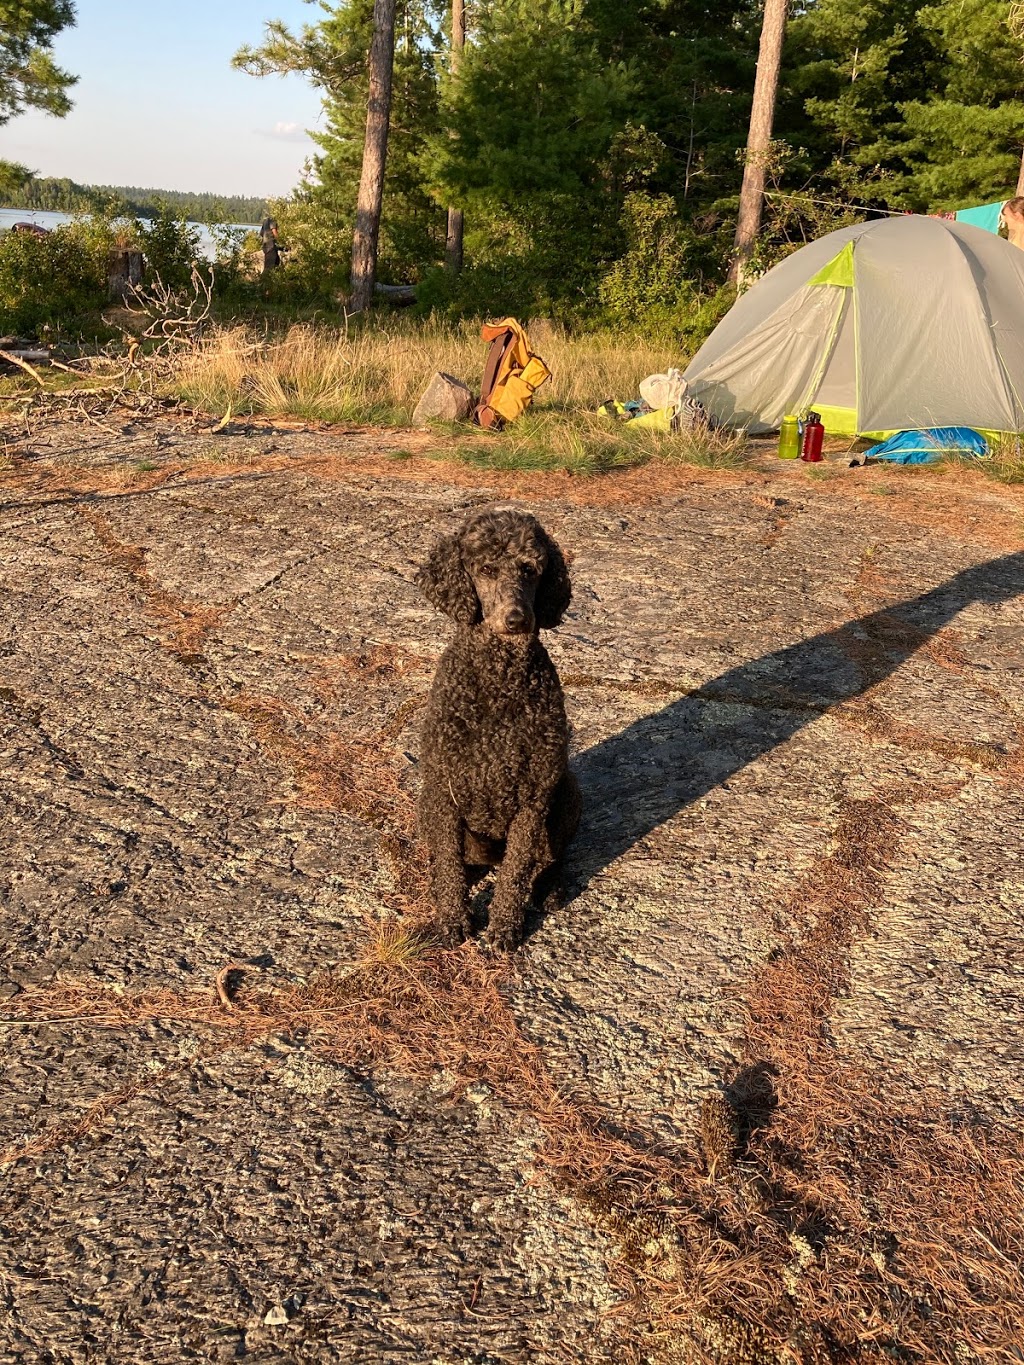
374, 282, 417, 305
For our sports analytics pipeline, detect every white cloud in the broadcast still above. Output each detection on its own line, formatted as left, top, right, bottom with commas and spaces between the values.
259, 120, 312, 143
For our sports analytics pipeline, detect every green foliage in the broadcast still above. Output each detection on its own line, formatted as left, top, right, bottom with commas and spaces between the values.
0, 160, 33, 201
0, 207, 202, 336
0, 0, 77, 125
96, 186, 267, 225
206, 225, 257, 298
236, 0, 445, 288
311, 0, 444, 283
423, 0, 633, 305
898, 0, 1024, 207
256, 195, 353, 304
676, 284, 737, 354
430, 0, 633, 201
236, 0, 758, 314
778, 0, 1024, 213
137, 207, 202, 289
600, 194, 694, 320
0, 221, 105, 335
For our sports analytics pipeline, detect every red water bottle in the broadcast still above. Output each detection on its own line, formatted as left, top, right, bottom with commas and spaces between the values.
801, 411, 824, 462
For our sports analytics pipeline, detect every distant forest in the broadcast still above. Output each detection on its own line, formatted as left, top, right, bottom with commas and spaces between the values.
0, 173, 267, 224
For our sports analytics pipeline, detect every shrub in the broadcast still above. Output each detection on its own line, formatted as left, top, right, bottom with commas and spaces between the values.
0, 223, 108, 336
600, 193, 693, 319
138, 207, 201, 289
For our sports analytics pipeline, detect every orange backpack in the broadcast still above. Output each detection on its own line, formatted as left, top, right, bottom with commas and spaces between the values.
474, 318, 551, 429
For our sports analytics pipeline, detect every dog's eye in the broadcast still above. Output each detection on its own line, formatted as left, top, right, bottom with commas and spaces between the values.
519, 561, 539, 577
479, 565, 497, 579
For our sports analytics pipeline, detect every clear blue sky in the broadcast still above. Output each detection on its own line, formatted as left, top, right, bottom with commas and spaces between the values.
2, 0, 326, 197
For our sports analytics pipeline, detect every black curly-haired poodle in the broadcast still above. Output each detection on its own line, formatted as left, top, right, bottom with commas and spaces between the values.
415, 506, 581, 951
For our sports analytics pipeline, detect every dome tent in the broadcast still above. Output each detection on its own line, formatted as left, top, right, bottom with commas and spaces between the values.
683, 217, 1024, 437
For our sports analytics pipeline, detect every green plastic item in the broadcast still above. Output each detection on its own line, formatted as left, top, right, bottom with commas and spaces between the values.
778, 414, 800, 459
629, 405, 673, 432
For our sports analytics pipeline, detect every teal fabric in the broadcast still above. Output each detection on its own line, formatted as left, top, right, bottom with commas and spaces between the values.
955, 201, 1005, 234
864, 427, 988, 465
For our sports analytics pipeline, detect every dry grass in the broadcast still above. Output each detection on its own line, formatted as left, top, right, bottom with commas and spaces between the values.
954, 437, 1024, 485
444, 407, 749, 475
173, 322, 679, 427
170, 322, 747, 474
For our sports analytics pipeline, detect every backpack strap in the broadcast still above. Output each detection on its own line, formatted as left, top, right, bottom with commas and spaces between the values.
474, 318, 548, 429
476, 324, 518, 427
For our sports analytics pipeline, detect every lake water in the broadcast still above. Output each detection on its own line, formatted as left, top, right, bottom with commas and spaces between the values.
0, 208, 259, 260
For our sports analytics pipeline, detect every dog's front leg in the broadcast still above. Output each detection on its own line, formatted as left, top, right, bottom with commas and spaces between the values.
486, 805, 547, 953
422, 783, 472, 947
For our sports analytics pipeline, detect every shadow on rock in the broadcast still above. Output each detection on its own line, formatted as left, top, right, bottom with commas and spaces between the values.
565, 550, 1024, 899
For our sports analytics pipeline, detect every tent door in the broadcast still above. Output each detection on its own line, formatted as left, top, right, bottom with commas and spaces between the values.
807, 291, 858, 434
685, 284, 848, 432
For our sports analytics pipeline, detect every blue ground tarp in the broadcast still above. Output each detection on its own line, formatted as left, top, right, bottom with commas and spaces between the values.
863, 427, 989, 465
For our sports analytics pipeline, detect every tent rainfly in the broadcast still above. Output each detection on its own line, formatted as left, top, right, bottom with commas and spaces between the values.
683, 217, 1024, 437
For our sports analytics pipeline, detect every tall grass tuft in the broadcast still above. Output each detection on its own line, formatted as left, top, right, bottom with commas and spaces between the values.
980, 434, 1024, 483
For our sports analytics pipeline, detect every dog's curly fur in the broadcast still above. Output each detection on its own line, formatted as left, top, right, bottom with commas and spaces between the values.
415, 506, 581, 951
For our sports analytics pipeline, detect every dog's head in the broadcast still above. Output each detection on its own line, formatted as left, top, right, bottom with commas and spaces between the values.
416, 506, 571, 636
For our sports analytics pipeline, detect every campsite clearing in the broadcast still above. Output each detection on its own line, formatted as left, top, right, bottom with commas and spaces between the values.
2, 414, 1024, 1362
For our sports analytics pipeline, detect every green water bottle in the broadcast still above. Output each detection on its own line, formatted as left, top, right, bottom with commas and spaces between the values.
778, 414, 800, 459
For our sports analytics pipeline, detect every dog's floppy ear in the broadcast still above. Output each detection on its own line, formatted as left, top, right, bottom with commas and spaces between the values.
415, 532, 480, 623
535, 530, 572, 629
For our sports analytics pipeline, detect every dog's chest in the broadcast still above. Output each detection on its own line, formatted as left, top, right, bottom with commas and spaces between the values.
433, 647, 565, 822
446, 665, 559, 750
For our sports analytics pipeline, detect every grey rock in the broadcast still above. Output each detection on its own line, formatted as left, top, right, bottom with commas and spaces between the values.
412, 371, 473, 426
3, 413, 1024, 1357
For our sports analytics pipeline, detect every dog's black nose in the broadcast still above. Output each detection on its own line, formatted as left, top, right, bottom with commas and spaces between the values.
504, 607, 527, 631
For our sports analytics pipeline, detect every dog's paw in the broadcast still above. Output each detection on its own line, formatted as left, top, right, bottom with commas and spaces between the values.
483, 922, 523, 955
435, 914, 471, 949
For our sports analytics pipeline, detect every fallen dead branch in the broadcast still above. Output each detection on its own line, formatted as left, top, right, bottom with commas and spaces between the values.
0, 348, 45, 386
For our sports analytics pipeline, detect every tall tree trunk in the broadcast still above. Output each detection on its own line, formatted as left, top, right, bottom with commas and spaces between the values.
350, 0, 398, 312
728, 0, 788, 286
445, 0, 466, 274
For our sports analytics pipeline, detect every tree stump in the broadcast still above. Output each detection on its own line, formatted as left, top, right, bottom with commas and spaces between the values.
108, 251, 145, 299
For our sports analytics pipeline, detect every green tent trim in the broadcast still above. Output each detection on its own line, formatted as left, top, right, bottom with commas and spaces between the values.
808, 241, 855, 289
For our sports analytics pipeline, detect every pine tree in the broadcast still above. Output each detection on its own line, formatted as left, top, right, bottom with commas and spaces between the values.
0, 0, 77, 125
729, 0, 789, 284
235, 1, 442, 289
426, 0, 634, 303
444, 0, 466, 274
350, 0, 398, 309
899, 0, 1024, 207
777, 0, 1024, 213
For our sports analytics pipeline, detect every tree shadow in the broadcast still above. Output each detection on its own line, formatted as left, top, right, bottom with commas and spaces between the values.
564, 550, 1024, 897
